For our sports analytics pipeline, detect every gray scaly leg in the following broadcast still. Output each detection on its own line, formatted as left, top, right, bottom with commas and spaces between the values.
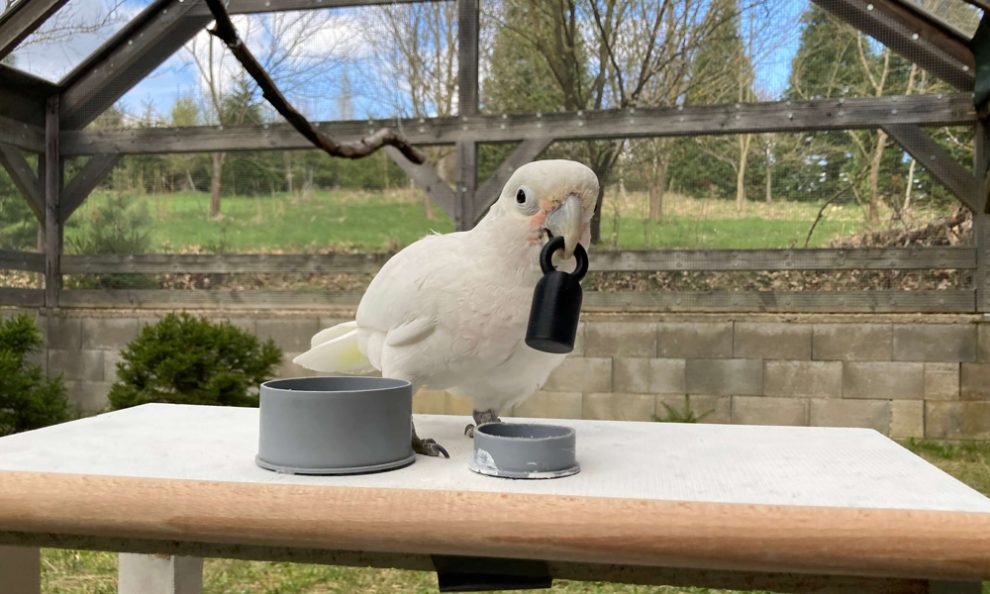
412, 419, 448, 458
464, 409, 502, 438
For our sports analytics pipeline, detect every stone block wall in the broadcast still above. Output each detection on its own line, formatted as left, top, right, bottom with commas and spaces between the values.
5, 307, 988, 440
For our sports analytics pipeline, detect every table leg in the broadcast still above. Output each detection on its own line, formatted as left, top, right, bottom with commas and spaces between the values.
0, 545, 40, 594
928, 580, 982, 594
118, 553, 203, 594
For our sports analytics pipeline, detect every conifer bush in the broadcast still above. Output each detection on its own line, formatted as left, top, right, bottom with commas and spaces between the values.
108, 313, 282, 409
0, 314, 69, 436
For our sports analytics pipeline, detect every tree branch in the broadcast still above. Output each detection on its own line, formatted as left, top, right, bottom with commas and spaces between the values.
203, 0, 425, 164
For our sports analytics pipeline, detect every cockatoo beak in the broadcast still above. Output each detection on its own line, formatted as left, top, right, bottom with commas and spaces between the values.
544, 194, 583, 259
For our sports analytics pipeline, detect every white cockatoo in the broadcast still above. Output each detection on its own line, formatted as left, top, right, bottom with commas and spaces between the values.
293, 159, 599, 456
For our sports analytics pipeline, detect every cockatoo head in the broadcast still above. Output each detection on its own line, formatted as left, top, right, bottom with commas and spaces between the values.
490, 159, 599, 259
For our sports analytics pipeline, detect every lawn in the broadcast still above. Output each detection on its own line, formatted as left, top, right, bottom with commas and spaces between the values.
40, 438, 990, 594
63, 188, 946, 253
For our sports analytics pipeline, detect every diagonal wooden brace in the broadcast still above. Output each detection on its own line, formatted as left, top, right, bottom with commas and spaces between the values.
883, 124, 981, 212
0, 143, 43, 222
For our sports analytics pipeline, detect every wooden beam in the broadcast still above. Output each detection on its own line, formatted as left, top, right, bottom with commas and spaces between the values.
883, 124, 980, 211
0, 0, 69, 61
0, 288, 44, 307
188, 0, 445, 15
474, 138, 553, 223
383, 147, 456, 219
0, 250, 45, 273
0, 144, 43, 221
976, 122, 990, 313
0, 65, 58, 127
56, 247, 975, 275
59, 154, 122, 222
62, 94, 978, 156
0, 115, 45, 154
43, 95, 61, 308
812, 0, 974, 91
454, 0, 479, 230
59, 0, 209, 130
51, 288, 976, 313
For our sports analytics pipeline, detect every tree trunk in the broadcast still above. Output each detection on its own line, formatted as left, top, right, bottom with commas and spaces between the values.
765, 143, 773, 204
590, 184, 604, 245
422, 192, 435, 220
903, 157, 916, 212
736, 134, 753, 210
283, 152, 293, 195
209, 152, 226, 219
648, 158, 668, 220
866, 129, 887, 224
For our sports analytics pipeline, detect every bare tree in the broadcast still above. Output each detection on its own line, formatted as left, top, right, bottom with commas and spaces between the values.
184, 10, 352, 218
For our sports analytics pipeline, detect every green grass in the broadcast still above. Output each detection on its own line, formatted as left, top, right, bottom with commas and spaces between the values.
64, 189, 942, 253
40, 440, 989, 593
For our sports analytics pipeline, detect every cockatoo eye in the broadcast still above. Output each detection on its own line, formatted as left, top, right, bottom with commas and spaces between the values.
514, 185, 538, 215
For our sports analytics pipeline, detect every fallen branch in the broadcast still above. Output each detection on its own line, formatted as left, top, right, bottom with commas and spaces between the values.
203, 0, 425, 164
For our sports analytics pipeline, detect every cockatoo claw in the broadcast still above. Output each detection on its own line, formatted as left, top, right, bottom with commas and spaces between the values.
465, 409, 503, 439
413, 436, 449, 458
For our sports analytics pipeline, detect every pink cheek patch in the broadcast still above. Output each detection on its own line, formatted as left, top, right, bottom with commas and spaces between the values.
530, 209, 548, 228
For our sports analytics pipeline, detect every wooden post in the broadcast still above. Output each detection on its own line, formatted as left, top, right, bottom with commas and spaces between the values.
43, 95, 62, 308
0, 545, 40, 594
975, 121, 990, 314
455, 0, 478, 230
118, 553, 203, 594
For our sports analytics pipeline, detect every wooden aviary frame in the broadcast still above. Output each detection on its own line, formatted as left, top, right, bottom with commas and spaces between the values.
0, 0, 987, 313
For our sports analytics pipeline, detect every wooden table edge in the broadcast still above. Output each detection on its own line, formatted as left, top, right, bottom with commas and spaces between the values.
0, 471, 987, 581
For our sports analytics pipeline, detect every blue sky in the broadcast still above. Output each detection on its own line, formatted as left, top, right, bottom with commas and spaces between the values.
8, 0, 810, 123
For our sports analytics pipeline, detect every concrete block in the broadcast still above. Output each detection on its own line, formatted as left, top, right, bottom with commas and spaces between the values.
583, 392, 655, 421
511, 391, 582, 420
893, 324, 976, 362
543, 357, 612, 392
277, 353, 320, 379
104, 350, 124, 384
925, 401, 990, 440
978, 323, 990, 363
924, 362, 959, 401
45, 315, 82, 350
657, 322, 732, 358
584, 321, 657, 357
961, 363, 990, 400
444, 391, 474, 416
571, 323, 587, 357
255, 318, 321, 352
80, 317, 140, 350
731, 396, 807, 426
65, 380, 112, 415
812, 324, 891, 361
413, 389, 447, 415
24, 350, 46, 373
656, 394, 731, 424
810, 399, 890, 432
890, 400, 924, 439
685, 359, 762, 396
613, 358, 685, 394
734, 322, 812, 360
48, 349, 104, 382
842, 362, 923, 400
764, 361, 842, 398
220, 318, 257, 335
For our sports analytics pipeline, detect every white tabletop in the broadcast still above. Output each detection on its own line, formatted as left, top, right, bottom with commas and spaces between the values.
0, 403, 986, 513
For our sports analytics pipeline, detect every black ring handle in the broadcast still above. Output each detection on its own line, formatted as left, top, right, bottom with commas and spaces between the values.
539, 236, 588, 282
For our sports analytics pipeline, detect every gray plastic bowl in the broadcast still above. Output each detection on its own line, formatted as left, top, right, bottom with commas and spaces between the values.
257, 376, 414, 475
469, 422, 579, 479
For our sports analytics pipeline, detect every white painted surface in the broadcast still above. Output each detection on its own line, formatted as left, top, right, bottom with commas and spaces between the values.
118, 554, 203, 594
0, 404, 987, 512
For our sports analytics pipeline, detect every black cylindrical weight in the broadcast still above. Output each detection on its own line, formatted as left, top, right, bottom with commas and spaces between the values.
526, 271, 583, 353
526, 237, 588, 354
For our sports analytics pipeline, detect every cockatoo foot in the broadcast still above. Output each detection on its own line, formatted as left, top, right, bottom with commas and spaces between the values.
411, 422, 449, 458
464, 409, 502, 438
413, 436, 449, 457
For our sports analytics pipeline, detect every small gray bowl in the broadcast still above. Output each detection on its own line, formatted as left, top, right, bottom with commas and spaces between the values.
257, 376, 414, 475
469, 423, 579, 479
